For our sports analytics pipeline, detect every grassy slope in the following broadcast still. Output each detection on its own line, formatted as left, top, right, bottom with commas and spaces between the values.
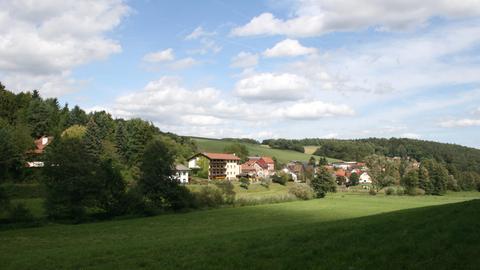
192, 137, 338, 164
1, 193, 479, 270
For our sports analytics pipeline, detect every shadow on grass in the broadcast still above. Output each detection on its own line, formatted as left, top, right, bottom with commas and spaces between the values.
0, 199, 479, 270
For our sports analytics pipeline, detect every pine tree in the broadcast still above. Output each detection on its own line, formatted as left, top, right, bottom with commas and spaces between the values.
114, 121, 128, 161
26, 99, 51, 137
84, 118, 103, 158
310, 166, 336, 198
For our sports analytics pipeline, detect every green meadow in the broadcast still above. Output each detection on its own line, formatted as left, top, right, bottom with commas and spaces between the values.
191, 137, 338, 164
1, 192, 479, 270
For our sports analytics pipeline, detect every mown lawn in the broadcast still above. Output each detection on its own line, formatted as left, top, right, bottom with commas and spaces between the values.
192, 137, 338, 164
1, 192, 479, 269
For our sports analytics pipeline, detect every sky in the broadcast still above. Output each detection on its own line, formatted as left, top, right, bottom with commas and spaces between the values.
1, 0, 480, 148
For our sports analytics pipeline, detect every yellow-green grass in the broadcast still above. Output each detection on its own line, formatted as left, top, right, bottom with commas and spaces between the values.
192, 137, 338, 164
1, 192, 479, 269
303, 145, 319, 155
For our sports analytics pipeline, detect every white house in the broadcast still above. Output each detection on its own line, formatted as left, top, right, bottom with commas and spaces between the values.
188, 152, 240, 180
174, 164, 190, 183
359, 172, 372, 184
281, 167, 298, 182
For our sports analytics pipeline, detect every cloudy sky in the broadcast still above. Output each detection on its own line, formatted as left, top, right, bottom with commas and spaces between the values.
1, 0, 480, 148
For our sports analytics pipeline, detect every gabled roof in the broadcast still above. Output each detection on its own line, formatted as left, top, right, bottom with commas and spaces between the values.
261, 156, 274, 164
190, 152, 240, 161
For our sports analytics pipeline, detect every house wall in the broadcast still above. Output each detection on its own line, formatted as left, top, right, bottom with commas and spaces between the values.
225, 161, 240, 180
359, 172, 372, 183
175, 171, 189, 183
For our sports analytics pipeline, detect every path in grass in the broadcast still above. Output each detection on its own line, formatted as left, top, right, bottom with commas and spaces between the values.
1, 192, 479, 269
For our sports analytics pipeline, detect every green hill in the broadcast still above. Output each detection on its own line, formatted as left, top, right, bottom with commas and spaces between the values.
1, 193, 479, 269
191, 137, 338, 164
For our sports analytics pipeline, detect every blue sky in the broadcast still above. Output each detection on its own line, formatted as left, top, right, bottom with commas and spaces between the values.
1, 0, 480, 148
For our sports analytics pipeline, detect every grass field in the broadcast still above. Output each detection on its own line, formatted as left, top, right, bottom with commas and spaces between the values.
303, 145, 319, 155
192, 137, 338, 164
1, 192, 479, 270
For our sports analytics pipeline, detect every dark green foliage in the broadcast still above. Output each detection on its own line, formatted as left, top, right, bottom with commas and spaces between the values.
194, 185, 225, 208
43, 138, 104, 221
214, 180, 236, 204
369, 189, 377, 195
0, 186, 10, 212
67, 106, 88, 126
262, 138, 304, 153
7, 203, 34, 223
272, 172, 289, 185
457, 171, 480, 191
422, 159, 448, 195
385, 187, 395, 195
401, 169, 419, 195
98, 159, 128, 216
221, 138, 259, 144
83, 118, 103, 157
310, 167, 336, 198
239, 177, 250, 189
139, 139, 192, 211
308, 156, 316, 166
224, 143, 249, 162
349, 172, 359, 186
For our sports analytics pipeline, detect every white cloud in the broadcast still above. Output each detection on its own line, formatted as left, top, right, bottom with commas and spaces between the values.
263, 39, 316, 57
473, 107, 480, 115
142, 48, 175, 62
276, 100, 354, 120
401, 133, 421, 139
231, 0, 480, 37
230, 52, 258, 68
439, 119, 480, 128
234, 73, 310, 101
180, 115, 223, 126
0, 0, 130, 96
185, 26, 216, 40
168, 57, 199, 70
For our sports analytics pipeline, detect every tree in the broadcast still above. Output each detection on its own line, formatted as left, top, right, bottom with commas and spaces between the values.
43, 138, 104, 221
308, 156, 316, 166
84, 118, 103, 157
139, 138, 191, 210
418, 163, 433, 194
223, 143, 249, 162
349, 172, 359, 186
67, 105, 88, 126
401, 169, 419, 195
98, 159, 127, 216
310, 167, 336, 198
318, 157, 328, 166
61, 125, 87, 139
26, 98, 51, 137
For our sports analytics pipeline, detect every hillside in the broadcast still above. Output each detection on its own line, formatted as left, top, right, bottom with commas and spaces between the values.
191, 137, 338, 164
1, 193, 479, 269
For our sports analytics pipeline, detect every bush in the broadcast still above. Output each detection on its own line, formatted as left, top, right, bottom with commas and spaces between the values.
396, 187, 405, 196
260, 178, 271, 189
385, 187, 395, 196
195, 185, 224, 208
369, 189, 377, 196
8, 203, 34, 223
288, 183, 316, 200
234, 194, 297, 206
214, 180, 236, 204
272, 173, 288, 186
239, 177, 250, 189
413, 188, 426, 196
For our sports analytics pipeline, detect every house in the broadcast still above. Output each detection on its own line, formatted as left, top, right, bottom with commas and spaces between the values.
173, 164, 190, 184
242, 156, 275, 178
359, 172, 372, 184
26, 136, 53, 168
188, 152, 240, 180
281, 167, 298, 182
241, 159, 269, 179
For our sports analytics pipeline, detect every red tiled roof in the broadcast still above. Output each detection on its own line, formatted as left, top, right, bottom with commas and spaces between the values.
335, 169, 346, 177
261, 156, 274, 164
202, 152, 240, 160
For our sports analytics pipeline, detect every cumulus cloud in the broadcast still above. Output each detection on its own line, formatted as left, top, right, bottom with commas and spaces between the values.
263, 39, 316, 57
0, 0, 130, 96
142, 48, 175, 62
231, 0, 480, 37
234, 73, 310, 101
230, 52, 258, 68
168, 57, 199, 70
276, 100, 354, 120
439, 119, 480, 128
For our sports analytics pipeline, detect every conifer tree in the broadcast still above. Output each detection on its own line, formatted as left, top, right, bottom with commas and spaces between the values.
84, 118, 103, 157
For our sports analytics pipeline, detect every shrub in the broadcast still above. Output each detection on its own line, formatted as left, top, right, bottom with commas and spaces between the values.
214, 180, 236, 204
369, 189, 377, 196
239, 177, 250, 190
413, 188, 426, 196
260, 178, 271, 189
195, 185, 224, 208
272, 173, 288, 186
8, 203, 34, 223
234, 194, 297, 206
385, 187, 395, 196
288, 183, 316, 200
396, 187, 405, 196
